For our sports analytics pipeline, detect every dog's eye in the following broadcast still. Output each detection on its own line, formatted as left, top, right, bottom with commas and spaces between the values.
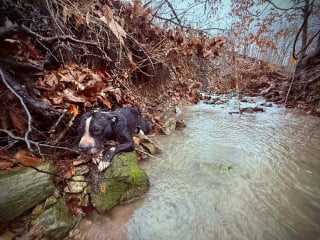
92, 126, 102, 135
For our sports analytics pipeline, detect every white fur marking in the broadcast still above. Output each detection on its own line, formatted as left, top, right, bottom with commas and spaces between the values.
79, 116, 95, 147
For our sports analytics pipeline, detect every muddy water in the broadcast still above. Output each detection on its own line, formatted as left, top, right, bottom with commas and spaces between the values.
76, 97, 320, 240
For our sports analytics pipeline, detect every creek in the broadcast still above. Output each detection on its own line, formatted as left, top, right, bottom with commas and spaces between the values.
75, 96, 320, 240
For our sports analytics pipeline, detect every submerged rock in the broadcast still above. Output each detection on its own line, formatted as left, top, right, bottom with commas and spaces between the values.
176, 119, 186, 129
137, 132, 162, 155
90, 152, 149, 213
160, 118, 176, 135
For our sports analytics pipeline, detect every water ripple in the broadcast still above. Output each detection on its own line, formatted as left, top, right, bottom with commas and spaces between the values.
127, 102, 320, 240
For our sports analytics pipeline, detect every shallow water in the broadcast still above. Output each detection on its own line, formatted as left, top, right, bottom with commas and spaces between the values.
76, 97, 320, 240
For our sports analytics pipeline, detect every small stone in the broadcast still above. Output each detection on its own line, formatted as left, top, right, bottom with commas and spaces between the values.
176, 119, 186, 129
75, 165, 90, 175
64, 176, 87, 193
160, 118, 176, 135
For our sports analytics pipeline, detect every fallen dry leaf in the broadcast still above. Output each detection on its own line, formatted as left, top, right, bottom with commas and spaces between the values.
100, 14, 126, 45
9, 111, 26, 134
97, 95, 112, 108
63, 89, 86, 103
0, 160, 14, 169
69, 104, 79, 117
64, 165, 76, 179
14, 149, 43, 166
133, 136, 140, 145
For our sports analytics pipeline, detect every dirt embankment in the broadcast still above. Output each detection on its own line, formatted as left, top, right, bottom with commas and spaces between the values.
206, 53, 320, 117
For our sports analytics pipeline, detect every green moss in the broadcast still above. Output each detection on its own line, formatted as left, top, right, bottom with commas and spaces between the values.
33, 197, 78, 240
0, 163, 54, 223
90, 152, 149, 213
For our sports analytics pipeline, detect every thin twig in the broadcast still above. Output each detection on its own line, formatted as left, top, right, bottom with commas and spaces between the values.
0, 68, 32, 150
284, 69, 297, 106
135, 147, 163, 161
21, 25, 112, 61
0, 129, 78, 153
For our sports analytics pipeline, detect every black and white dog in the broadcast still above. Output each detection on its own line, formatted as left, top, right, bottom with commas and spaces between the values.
78, 107, 152, 171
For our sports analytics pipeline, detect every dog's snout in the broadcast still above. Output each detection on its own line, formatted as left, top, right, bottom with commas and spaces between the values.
79, 136, 95, 153
79, 143, 90, 152
79, 115, 96, 153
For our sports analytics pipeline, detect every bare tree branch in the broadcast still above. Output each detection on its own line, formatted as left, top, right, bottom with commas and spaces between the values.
163, 0, 184, 30
0, 129, 78, 153
0, 67, 32, 150
264, 0, 304, 11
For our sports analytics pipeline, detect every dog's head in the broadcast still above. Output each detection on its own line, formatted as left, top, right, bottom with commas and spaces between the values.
77, 112, 118, 155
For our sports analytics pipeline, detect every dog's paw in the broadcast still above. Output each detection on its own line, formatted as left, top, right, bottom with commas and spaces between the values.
98, 161, 111, 172
92, 150, 104, 164
92, 156, 101, 164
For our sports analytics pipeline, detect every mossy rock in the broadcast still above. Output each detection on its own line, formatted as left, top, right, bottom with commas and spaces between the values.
90, 152, 149, 213
0, 163, 54, 223
33, 197, 79, 240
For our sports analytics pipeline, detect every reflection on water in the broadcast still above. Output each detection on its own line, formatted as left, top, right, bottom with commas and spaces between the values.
77, 97, 320, 240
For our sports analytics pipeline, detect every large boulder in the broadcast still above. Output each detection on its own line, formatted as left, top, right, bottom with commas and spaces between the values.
90, 152, 149, 213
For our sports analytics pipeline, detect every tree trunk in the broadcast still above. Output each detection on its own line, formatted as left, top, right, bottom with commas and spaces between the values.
301, 0, 310, 56
0, 163, 54, 223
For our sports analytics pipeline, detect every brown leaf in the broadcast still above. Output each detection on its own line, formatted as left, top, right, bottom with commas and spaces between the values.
97, 96, 112, 108
73, 15, 84, 28
64, 165, 76, 179
0, 160, 14, 170
203, 49, 213, 59
82, 81, 104, 97
58, 72, 76, 83
78, 73, 88, 83
9, 111, 26, 134
102, 5, 113, 24
0, 147, 17, 169
134, 0, 144, 16
191, 38, 198, 46
63, 6, 71, 22
72, 158, 90, 166
128, 51, 137, 70
51, 96, 63, 105
176, 66, 183, 74
133, 136, 140, 145
290, 55, 295, 65
96, 67, 110, 76
69, 104, 79, 117
120, 17, 125, 28
253, 106, 264, 112
63, 89, 86, 103
91, 73, 103, 82
44, 73, 59, 87
113, 88, 122, 103
143, 8, 152, 21
23, 40, 39, 60
100, 9, 126, 45
14, 149, 43, 166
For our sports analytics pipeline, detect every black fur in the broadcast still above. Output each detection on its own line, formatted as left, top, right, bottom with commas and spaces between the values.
78, 107, 152, 165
